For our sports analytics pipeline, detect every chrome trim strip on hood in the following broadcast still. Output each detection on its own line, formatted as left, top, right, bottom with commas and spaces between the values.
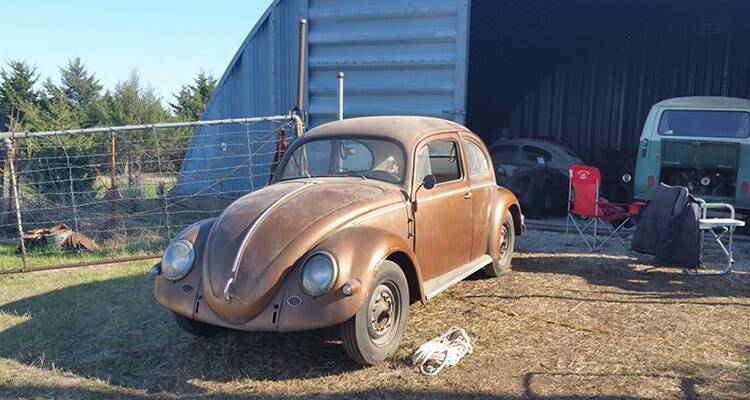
224, 182, 316, 303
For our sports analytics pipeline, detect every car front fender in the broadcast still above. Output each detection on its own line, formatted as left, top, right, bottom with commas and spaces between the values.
276, 225, 421, 332
153, 218, 216, 318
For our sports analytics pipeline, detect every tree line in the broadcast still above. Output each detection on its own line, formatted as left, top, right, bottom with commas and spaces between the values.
0, 58, 216, 132
0, 58, 218, 203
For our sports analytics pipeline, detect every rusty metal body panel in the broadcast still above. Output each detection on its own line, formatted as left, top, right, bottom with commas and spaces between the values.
154, 116, 522, 332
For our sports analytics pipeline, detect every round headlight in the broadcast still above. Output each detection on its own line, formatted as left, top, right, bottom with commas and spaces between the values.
161, 239, 195, 281
301, 252, 337, 296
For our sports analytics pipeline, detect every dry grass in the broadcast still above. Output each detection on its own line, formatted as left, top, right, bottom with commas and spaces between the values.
0, 230, 748, 399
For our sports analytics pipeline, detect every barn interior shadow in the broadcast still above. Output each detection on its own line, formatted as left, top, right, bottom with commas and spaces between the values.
0, 273, 362, 395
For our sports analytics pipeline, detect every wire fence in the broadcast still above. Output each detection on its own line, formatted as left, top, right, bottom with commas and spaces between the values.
0, 115, 301, 273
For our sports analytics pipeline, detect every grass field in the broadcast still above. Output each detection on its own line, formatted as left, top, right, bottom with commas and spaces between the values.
0, 230, 748, 399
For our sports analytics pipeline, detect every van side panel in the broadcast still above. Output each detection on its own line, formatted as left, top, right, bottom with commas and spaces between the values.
634, 106, 661, 200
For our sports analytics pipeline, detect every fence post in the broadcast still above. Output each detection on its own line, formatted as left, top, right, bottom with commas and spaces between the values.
0, 140, 5, 226
5, 138, 27, 271
151, 127, 172, 239
109, 130, 118, 229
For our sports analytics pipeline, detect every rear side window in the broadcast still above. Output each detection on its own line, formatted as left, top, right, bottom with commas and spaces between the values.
415, 140, 462, 184
463, 139, 490, 176
658, 110, 750, 138
522, 146, 552, 165
490, 145, 518, 162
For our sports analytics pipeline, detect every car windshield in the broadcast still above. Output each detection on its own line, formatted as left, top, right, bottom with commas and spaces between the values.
279, 138, 406, 184
658, 110, 750, 138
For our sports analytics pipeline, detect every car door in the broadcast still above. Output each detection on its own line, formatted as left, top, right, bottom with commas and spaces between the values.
413, 134, 473, 281
462, 136, 495, 261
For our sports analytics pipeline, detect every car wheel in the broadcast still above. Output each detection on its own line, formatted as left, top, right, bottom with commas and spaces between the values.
173, 313, 223, 337
484, 210, 515, 277
340, 260, 409, 366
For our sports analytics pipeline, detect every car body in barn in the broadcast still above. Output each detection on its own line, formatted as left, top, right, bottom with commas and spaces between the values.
634, 97, 750, 215
152, 116, 523, 365
488, 138, 581, 218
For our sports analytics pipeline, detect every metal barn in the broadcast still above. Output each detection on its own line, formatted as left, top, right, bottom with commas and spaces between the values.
177, 0, 750, 196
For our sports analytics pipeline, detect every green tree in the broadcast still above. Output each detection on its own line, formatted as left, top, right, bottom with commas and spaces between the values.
0, 60, 40, 130
99, 71, 169, 126
59, 58, 102, 127
170, 72, 216, 120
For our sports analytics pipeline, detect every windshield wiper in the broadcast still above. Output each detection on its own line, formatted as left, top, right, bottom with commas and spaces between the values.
345, 171, 367, 180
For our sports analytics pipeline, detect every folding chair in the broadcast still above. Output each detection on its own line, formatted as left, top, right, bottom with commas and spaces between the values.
686, 199, 745, 275
566, 164, 640, 250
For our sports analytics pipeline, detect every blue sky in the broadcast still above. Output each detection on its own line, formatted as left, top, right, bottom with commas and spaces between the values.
2, 0, 272, 102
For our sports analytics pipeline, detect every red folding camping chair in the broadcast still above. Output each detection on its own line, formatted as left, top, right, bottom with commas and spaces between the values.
566, 164, 642, 250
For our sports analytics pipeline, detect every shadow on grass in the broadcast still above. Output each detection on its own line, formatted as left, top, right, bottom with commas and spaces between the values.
0, 387, 654, 400
0, 273, 362, 395
512, 252, 750, 300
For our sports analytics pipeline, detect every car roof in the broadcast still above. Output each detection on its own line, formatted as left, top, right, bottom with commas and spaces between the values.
304, 116, 473, 149
655, 96, 750, 109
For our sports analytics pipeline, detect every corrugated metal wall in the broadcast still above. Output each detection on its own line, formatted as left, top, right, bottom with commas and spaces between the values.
306, 0, 470, 127
177, 0, 750, 196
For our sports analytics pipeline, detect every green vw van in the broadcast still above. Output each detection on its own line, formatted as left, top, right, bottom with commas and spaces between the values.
633, 97, 750, 213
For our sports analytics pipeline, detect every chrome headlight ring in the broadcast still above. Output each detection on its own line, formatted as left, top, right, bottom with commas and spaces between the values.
301, 251, 338, 297
161, 239, 195, 281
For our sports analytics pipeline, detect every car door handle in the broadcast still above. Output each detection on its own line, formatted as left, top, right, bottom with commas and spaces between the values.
464, 193, 472, 199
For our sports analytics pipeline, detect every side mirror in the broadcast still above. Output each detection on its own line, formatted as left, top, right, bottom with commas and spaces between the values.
412, 174, 436, 213
422, 174, 436, 190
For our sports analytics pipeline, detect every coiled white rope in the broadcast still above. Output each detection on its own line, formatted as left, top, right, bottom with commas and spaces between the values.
411, 327, 473, 375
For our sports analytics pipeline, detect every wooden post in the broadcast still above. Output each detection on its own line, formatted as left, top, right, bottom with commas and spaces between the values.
6, 138, 27, 271
0, 140, 6, 226
109, 130, 117, 229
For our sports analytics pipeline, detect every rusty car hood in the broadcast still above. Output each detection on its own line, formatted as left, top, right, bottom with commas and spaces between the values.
201, 179, 404, 323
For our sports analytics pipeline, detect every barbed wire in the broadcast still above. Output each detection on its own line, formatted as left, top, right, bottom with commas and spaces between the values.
0, 116, 299, 272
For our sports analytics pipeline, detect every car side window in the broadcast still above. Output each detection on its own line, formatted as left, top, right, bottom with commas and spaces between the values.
463, 139, 490, 176
415, 139, 462, 184
490, 145, 518, 163
521, 146, 552, 166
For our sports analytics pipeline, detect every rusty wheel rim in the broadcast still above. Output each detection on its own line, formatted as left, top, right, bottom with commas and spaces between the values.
499, 224, 511, 262
367, 282, 399, 347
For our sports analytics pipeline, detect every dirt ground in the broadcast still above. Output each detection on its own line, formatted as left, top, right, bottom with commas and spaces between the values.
0, 230, 748, 399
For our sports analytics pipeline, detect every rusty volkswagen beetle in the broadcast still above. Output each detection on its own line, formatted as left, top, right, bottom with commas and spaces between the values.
153, 116, 523, 365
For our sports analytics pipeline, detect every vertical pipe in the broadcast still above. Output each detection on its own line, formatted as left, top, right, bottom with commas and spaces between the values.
295, 18, 308, 114
337, 72, 344, 121
6, 138, 26, 271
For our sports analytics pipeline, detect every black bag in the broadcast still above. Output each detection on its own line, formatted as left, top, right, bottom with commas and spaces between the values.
632, 184, 701, 268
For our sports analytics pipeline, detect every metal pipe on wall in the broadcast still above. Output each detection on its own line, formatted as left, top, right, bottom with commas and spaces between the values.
337, 72, 344, 120
295, 18, 308, 115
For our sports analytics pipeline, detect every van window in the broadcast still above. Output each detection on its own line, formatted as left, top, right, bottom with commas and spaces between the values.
658, 110, 750, 138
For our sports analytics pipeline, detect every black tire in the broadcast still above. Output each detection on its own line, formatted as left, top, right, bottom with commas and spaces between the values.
173, 313, 223, 337
340, 260, 409, 366
484, 210, 516, 277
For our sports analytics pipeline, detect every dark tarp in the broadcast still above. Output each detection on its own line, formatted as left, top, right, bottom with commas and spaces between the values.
631, 184, 701, 268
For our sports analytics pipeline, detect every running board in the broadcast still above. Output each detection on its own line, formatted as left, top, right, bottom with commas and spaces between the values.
423, 255, 493, 300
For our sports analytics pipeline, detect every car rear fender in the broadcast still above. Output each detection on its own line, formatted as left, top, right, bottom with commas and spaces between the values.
487, 188, 522, 258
